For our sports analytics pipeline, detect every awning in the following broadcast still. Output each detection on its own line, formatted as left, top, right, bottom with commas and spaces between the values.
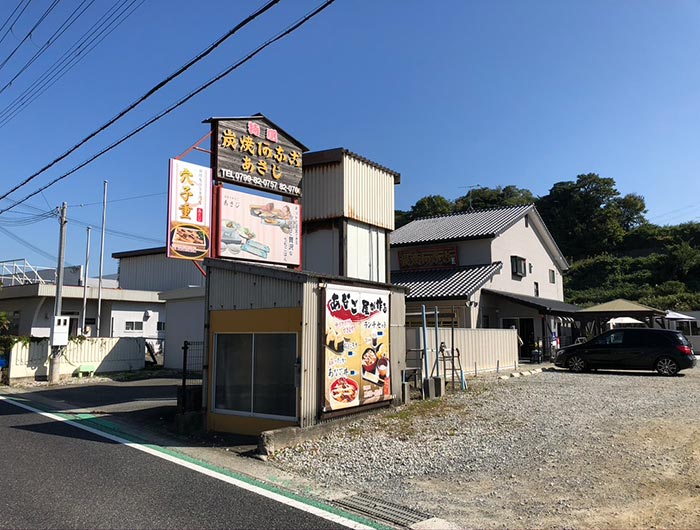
608, 316, 644, 325
482, 289, 580, 316
392, 263, 502, 300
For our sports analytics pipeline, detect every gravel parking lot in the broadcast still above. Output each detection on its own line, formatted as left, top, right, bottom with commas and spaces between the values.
271, 366, 700, 529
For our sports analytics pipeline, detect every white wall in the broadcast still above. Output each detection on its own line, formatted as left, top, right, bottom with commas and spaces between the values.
8, 337, 145, 380
489, 215, 564, 300
163, 297, 205, 370
110, 302, 164, 340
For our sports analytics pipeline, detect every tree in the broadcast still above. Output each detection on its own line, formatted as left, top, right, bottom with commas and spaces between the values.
536, 173, 647, 260
409, 195, 454, 220
454, 185, 535, 212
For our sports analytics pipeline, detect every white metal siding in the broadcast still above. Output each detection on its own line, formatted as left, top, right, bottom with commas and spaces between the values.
389, 291, 406, 402
119, 253, 205, 291
405, 327, 518, 374
344, 157, 395, 229
300, 163, 345, 221
163, 297, 205, 369
345, 221, 387, 282
303, 229, 340, 276
207, 267, 303, 310
8, 337, 145, 380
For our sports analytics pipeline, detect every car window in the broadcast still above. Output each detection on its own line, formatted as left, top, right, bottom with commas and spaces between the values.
671, 332, 691, 346
626, 330, 666, 347
592, 331, 624, 345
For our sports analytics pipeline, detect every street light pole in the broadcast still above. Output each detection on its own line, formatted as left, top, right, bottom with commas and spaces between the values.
81, 226, 91, 335
96, 181, 107, 336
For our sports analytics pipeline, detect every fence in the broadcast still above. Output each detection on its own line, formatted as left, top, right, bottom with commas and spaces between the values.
6, 337, 146, 382
180, 340, 204, 412
406, 327, 519, 378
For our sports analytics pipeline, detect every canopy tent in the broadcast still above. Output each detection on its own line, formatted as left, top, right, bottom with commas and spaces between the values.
607, 316, 644, 326
664, 310, 697, 321
578, 298, 664, 337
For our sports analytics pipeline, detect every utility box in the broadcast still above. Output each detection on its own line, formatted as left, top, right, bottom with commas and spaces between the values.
50, 316, 69, 347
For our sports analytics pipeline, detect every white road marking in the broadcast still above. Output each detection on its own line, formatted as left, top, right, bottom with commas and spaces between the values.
0, 394, 377, 530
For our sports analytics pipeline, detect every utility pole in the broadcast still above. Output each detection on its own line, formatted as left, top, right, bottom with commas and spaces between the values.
96, 180, 107, 336
81, 226, 91, 335
48, 202, 67, 384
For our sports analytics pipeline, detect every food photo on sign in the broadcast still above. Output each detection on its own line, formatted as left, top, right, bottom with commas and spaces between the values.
323, 286, 391, 412
218, 188, 300, 265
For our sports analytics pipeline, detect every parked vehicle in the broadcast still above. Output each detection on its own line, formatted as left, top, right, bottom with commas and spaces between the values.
553, 328, 697, 376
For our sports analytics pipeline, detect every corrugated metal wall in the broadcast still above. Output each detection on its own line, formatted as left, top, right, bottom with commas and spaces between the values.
8, 338, 146, 380
389, 291, 406, 403
300, 281, 320, 427
406, 327, 519, 374
119, 253, 205, 291
344, 156, 395, 230
207, 267, 304, 310
300, 163, 344, 222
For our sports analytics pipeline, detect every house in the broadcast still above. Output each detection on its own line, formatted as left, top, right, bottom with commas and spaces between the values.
0, 257, 165, 344
390, 204, 579, 358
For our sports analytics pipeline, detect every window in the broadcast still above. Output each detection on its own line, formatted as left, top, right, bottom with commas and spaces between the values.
157, 321, 165, 331
214, 333, 297, 419
511, 256, 527, 277
549, 269, 556, 284
593, 331, 624, 346
534, 282, 539, 297
528, 263, 533, 274
482, 315, 490, 328
125, 321, 143, 331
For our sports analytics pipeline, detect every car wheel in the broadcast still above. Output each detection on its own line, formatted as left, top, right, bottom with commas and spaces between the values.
568, 355, 586, 373
656, 357, 679, 376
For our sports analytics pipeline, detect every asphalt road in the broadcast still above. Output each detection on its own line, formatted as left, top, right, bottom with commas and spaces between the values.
0, 399, 354, 530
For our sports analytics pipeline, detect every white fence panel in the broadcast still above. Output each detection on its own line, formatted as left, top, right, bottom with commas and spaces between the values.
406, 327, 519, 375
8, 338, 145, 381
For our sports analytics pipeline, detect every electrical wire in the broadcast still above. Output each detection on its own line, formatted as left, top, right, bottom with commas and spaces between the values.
0, 0, 94, 96
0, 0, 31, 48
0, 0, 142, 127
69, 191, 166, 208
0, 0, 281, 201
0, 0, 60, 74
0, 225, 66, 264
0, 0, 337, 215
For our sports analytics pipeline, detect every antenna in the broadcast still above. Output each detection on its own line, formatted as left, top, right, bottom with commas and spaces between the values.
459, 184, 480, 211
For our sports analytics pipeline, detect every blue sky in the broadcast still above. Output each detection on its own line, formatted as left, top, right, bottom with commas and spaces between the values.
1, 0, 699, 275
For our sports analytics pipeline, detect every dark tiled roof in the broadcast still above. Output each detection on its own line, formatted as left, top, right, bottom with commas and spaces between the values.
482, 289, 580, 315
390, 204, 533, 246
392, 263, 502, 300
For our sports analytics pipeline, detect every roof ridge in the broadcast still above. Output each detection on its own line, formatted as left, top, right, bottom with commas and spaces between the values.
409, 203, 533, 222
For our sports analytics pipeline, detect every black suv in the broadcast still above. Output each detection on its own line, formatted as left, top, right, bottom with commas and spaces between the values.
554, 328, 697, 376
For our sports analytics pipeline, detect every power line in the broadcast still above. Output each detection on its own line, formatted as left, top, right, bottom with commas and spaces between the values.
0, 0, 281, 203
0, 0, 142, 127
69, 191, 166, 208
0, 0, 31, 48
0, 0, 94, 96
0, 0, 337, 215
0, 0, 60, 74
0, 224, 66, 265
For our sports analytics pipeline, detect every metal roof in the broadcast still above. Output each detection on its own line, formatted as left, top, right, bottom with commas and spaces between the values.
482, 289, 580, 315
303, 147, 401, 183
391, 262, 502, 300
578, 298, 665, 315
390, 204, 534, 246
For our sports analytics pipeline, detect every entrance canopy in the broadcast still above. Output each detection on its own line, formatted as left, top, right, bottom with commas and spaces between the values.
578, 298, 664, 335
482, 289, 580, 317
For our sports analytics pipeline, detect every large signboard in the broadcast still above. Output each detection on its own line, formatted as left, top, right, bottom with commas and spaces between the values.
324, 285, 391, 412
211, 117, 304, 198
167, 159, 212, 260
398, 245, 458, 270
218, 188, 301, 266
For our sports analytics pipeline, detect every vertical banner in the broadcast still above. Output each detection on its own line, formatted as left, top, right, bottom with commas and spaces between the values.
324, 285, 391, 412
218, 188, 301, 266
167, 159, 212, 260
